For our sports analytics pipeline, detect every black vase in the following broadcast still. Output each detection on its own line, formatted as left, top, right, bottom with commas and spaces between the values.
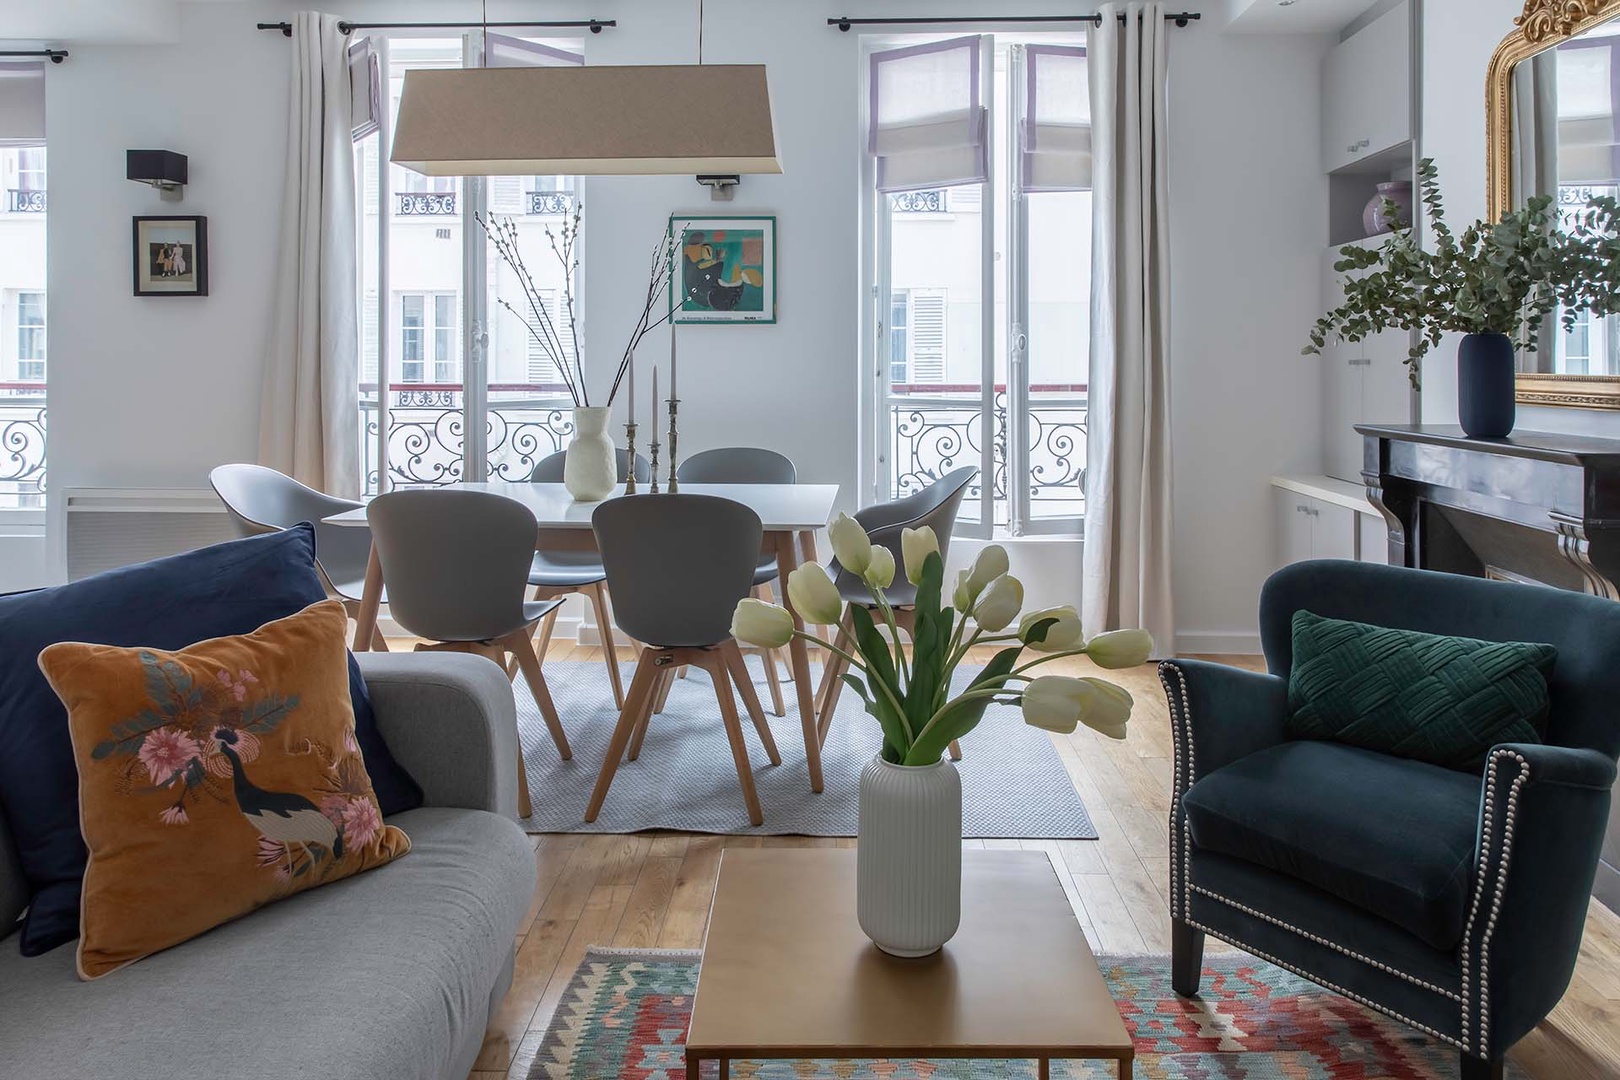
1457, 332, 1516, 439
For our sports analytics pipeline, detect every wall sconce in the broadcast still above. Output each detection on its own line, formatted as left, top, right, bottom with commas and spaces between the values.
126, 150, 188, 202
696, 174, 740, 201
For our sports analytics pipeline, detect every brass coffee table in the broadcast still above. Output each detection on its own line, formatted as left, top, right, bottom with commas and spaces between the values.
685, 848, 1134, 1079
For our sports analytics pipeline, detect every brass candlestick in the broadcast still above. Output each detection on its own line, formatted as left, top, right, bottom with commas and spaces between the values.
666, 397, 681, 493
648, 435, 661, 495
623, 422, 639, 494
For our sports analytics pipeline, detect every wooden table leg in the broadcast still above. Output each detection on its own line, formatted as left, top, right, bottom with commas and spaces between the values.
796, 529, 822, 650
351, 542, 384, 652
1120, 1055, 1133, 1079
1037, 1059, 1049, 1080
718, 1059, 729, 1080
775, 530, 824, 794
684, 1051, 699, 1080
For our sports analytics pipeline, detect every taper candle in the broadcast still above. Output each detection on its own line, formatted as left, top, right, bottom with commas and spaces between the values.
670, 323, 677, 402
627, 348, 635, 420
651, 365, 658, 431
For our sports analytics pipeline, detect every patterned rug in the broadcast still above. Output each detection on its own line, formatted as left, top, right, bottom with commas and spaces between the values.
528, 948, 1520, 1079
514, 661, 1095, 839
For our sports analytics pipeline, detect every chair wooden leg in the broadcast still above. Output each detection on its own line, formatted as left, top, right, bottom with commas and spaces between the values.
701, 653, 763, 826
533, 602, 560, 665
586, 581, 625, 710
652, 667, 676, 714
949, 740, 963, 761
722, 640, 780, 766
816, 612, 856, 746
760, 647, 786, 716
585, 651, 661, 823
505, 631, 571, 763
369, 625, 390, 652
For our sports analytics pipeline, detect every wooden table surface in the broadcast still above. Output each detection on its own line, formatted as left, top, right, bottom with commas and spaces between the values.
686, 849, 1133, 1077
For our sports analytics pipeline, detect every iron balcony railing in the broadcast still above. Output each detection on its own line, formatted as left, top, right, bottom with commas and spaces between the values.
6, 189, 45, 213
0, 383, 47, 507
395, 191, 457, 216
359, 382, 574, 494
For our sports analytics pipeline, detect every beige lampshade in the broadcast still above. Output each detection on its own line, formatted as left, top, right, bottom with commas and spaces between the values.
390, 64, 781, 176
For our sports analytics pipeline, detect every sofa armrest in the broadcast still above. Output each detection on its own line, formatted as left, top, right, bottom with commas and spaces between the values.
1158, 659, 1291, 788
357, 652, 520, 818
1463, 743, 1617, 1059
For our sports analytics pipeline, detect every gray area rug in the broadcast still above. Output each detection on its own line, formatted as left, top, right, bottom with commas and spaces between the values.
514, 658, 1097, 838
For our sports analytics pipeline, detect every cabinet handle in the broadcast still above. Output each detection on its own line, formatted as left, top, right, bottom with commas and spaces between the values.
1296, 504, 1309, 513
1347, 357, 1372, 367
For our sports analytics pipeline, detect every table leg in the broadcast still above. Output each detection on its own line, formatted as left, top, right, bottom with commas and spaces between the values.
775, 530, 824, 794
718, 1059, 730, 1080
684, 1051, 699, 1080
351, 542, 384, 652
1038, 1059, 1049, 1080
796, 529, 822, 649
1119, 1055, 1133, 1079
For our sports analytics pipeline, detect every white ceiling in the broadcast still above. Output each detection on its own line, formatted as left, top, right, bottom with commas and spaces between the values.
1224, 0, 1388, 35
0, 0, 250, 46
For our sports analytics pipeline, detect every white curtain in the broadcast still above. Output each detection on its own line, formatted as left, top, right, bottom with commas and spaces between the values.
1082, 1, 1175, 655
259, 12, 361, 498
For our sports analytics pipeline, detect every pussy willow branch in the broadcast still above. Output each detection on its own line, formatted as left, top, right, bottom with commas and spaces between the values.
478, 213, 582, 405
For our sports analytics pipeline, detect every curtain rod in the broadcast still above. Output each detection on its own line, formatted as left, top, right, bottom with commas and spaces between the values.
0, 49, 68, 63
256, 20, 614, 37
829, 13, 1200, 31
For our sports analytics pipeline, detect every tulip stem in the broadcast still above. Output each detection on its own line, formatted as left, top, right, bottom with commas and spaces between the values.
794, 629, 911, 740
910, 680, 1019, 753
867, 586, 911, 689
1008, 648, 1092, 677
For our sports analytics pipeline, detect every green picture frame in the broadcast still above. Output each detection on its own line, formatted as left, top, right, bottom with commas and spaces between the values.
669, 214, 777, 324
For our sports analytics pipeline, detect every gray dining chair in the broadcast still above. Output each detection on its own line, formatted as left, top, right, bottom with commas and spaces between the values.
816, 466, 979, 754
522, 448, 653, 709
584, 494, 782, 826
208, 463, 387, 652
675, 447, 798, 717
367, 488, 572, 819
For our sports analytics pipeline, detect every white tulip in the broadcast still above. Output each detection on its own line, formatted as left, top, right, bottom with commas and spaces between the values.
787, 563, 843, 627
828, 512, 873, 576
952, 569, 976, 613
1078, 677, 1133, 739
1018, 605, 1084, 652
1084, 628, 1154, 670
972, 573, 1023, 632
901, 526, 941, 585
1021, 676, 1088, 734
957, 544, 1010, 610
731, 598, 794, 650
864, 545, 896, 590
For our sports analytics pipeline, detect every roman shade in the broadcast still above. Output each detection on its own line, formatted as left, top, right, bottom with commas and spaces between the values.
1557, 36, 1620, 186
1021, 45, 1091, 192
0, 61, 45, 147
867, 36, 988, 193
484, 32, 582, 68
349, 38, 381, 142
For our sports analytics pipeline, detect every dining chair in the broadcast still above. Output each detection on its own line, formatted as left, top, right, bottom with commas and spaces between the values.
522, 448, 653, 709
584, 493, 782, 826
815, 466, 979, 755
675, 447, 798, 717
366, 488, 572, 819
208, 463, 388, 652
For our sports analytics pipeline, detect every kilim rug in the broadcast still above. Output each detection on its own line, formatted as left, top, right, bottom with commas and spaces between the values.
527, 947, 1524, 1079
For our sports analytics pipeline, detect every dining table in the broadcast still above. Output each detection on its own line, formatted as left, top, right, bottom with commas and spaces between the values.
323, 479, 840, 793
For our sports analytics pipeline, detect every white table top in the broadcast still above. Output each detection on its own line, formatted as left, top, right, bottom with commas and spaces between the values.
323, 480, 839, 533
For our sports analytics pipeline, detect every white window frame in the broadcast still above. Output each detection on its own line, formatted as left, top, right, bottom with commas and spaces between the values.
16, 290, 45, 383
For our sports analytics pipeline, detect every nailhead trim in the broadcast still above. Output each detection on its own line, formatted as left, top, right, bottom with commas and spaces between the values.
1185, 917, 1466, 1050
1188, 884, 1461, 1000
1159, 662, 1194, 922
1459, 749, 1528, 1058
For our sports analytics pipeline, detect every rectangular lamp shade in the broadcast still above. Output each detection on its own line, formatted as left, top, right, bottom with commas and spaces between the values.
390, 64, 781, 176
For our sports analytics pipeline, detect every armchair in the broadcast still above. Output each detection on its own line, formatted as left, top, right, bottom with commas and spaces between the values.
1161, 560, 1620, 1080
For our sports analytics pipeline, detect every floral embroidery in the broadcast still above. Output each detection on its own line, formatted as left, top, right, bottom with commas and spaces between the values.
138, 727, 202, 786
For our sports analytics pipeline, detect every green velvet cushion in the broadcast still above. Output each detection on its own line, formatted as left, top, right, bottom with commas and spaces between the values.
1285, 610, 1555, 771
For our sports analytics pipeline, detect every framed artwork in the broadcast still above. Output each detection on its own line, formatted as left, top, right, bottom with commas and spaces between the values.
133, 215, 208, 297
669, 215, 776, 324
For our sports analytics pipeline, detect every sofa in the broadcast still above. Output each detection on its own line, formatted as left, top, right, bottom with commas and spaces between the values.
0, 651, 537, 1080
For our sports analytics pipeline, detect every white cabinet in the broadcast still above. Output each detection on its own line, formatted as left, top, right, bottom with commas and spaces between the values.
1271, 477, 1388, 572
1321, 2, 1412, 173
1321, 246, 1413, 483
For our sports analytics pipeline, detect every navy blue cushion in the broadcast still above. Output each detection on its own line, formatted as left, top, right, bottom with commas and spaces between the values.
1183, 740, 1479, 950
0, 525, 422, 956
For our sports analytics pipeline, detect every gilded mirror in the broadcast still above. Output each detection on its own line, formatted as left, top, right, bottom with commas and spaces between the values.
1487, 0, 1620, 409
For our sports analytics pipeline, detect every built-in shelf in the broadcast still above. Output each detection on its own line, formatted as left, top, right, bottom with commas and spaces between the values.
1268, 473, 1380, 517
1327, 140, 1415, 247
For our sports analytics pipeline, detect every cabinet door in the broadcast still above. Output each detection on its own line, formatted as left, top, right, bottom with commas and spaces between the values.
1321, 2, 1412, 172
1362, 327, 1413, 428
1274, 489, 1315, 569
1311, 500, 1358, 562
1322, 347, 1367, 482
1358, 511, 1389, 565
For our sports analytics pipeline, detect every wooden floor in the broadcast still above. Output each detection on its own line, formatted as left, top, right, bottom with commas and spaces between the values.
457, 645, 1620, 1080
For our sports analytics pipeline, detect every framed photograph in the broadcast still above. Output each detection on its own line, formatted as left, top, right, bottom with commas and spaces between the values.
133, 215, 208, 297
669, 215, 776, 324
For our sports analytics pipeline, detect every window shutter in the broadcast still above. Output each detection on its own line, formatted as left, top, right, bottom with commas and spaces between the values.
492, 175, 524, 213
0, 62, 46, 147
910, 289, 947, 383
349, 39, 381, 142
526, 289, 577, 384
868, 36, 988, 193
1557, 38, 1620, 186
1021, 45, 1090, 192
485, 33, 585, 68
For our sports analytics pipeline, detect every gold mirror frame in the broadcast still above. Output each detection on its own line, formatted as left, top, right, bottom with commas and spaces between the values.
1487, 0, 1620, 410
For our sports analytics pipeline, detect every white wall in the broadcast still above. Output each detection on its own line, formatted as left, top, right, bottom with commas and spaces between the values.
37, 0, 1327, 648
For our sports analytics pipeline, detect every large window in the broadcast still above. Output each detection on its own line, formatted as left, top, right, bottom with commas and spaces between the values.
16, 291, 44, 382
868, 38, 1090, 536
1, 135, 47, 510
396, 291, 458, 384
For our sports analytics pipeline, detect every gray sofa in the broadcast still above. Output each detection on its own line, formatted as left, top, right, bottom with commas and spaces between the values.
0, 653, 537, 1080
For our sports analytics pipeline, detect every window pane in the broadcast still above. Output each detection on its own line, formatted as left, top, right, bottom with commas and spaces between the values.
1025, 190, 1090, 521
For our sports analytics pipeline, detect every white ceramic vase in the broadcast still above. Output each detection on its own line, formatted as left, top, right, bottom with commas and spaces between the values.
563, 406, 617, 502
856, 754, 963, 957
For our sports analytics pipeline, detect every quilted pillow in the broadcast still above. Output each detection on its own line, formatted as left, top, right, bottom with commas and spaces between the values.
1286, 610, 1555, 771
38, 601, 411, 979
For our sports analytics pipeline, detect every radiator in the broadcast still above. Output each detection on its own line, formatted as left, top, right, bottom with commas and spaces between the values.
63, 488, 238, 581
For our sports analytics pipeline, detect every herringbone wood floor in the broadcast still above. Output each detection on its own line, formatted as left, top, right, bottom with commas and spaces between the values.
447, 645, 1620, 1080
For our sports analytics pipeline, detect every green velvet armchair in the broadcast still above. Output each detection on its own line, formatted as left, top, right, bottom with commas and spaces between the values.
1160, 560, 1619, 1079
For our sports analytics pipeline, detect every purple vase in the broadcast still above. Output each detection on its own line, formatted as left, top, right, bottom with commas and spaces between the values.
1362, 181, 1413, 237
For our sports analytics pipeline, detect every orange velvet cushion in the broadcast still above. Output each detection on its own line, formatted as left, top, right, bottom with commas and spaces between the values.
38, 600, 411, 979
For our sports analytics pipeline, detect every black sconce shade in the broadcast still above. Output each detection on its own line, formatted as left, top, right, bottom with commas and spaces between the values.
126, 150, 188, 189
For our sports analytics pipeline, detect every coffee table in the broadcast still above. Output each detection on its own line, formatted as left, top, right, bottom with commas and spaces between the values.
685, 848, 1134, 1079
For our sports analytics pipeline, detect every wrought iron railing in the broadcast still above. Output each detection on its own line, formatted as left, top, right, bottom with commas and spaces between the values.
0, 384, 47, 507
888, 383, 1087, 524
359, 382, 576, 494
526, 190, 576, 216
396, 191, 457, 216
6, 189, 45, 213
891, 189, 946, 213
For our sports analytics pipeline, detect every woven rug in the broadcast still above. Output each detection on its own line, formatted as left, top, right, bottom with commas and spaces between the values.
514, 659, 1096, 839
527, 947, 1520, 1079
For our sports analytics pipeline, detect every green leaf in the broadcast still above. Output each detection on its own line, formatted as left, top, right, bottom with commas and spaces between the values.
849, 605, 907, 749
90, 708, 170, 760
904, 644, 1024, 766
841, 674, 908, 763
904, 551, 947, 740
241, 695, 301, 735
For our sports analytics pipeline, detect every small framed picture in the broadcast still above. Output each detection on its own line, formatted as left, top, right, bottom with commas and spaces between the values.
133, 215, 208, 297
669, 215, 776, 324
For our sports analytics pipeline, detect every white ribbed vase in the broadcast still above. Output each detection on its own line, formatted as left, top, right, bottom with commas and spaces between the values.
856, 755, 963, 957
563, 406, 617, 502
